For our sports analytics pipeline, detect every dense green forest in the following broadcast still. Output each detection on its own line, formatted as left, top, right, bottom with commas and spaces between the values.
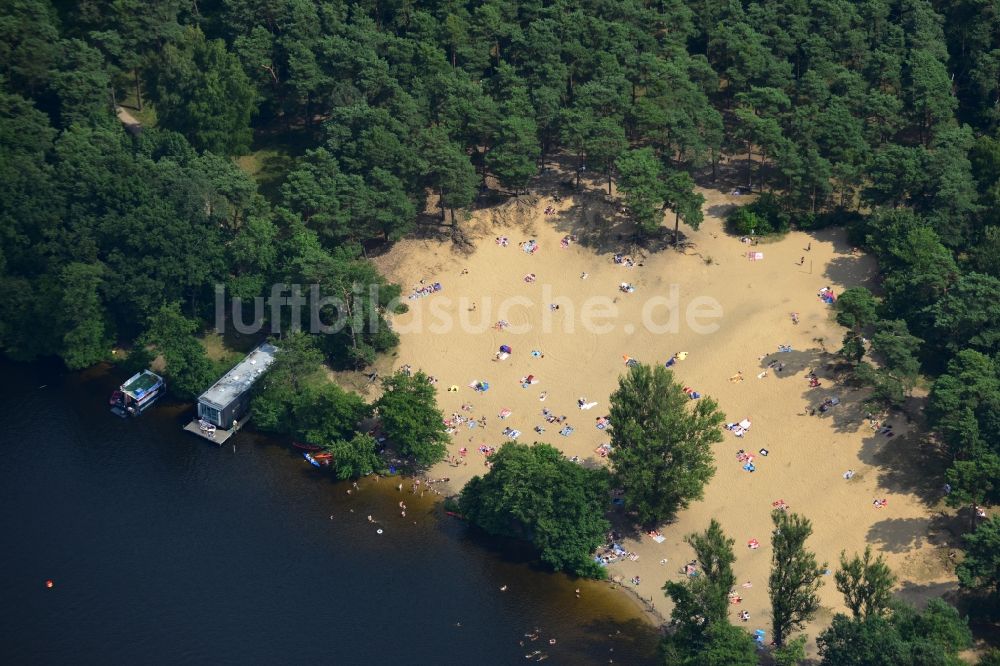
3, 0, 1000, 656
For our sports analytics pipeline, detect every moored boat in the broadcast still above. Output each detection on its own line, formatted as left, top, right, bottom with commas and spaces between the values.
110, 370, 166, 418
303, 452, 321, 467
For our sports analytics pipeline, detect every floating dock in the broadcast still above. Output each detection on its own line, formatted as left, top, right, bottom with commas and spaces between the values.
183, 413, 252, 446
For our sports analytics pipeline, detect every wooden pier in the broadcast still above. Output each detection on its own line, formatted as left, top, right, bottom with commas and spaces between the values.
183, 414, 251, 446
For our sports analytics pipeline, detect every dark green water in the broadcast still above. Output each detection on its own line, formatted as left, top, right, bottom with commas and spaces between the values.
0, 359, 658, 665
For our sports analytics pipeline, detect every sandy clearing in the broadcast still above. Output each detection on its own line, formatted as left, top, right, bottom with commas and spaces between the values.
372, 183, 957, 651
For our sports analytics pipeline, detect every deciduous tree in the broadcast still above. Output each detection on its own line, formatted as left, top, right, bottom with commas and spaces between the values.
459, 442, 610, 577
769, 510, 825, 646
608, 363, 724, 526
663, 519, 738, 652
835, 546, 896, 618
375, 371, 448, 467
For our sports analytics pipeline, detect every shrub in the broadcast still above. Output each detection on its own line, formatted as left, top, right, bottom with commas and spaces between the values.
727, 207, 769, 235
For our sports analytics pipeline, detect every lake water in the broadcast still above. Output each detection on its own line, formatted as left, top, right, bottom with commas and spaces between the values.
0, 359, 658, 665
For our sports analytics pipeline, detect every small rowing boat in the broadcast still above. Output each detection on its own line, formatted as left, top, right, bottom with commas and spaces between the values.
303, 453, 321, 467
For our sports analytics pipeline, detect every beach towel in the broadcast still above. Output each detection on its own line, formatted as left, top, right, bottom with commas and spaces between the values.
651, 534, 666, 544
580, 401, 598, 410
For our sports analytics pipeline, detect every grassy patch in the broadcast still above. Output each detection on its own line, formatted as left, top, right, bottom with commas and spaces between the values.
238, 125, 317, 203
198, 330, 263, 368
236, 147, 296, 202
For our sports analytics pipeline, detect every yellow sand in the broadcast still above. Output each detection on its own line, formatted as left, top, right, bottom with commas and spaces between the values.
373, 186, 956, 650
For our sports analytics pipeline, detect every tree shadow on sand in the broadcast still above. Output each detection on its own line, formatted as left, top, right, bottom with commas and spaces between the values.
755, 348, 828, 380
866, 513, 957, 554
857, 426, 948, 507
706, 203, 738, 221
894, 580, 960, 609
823, 253, 880, 289
547, 198, 640, 256
605, 504, 650, 542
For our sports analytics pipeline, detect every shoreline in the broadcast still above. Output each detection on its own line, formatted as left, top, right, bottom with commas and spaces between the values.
414, 464, 669, 632
412, 470, 669, 629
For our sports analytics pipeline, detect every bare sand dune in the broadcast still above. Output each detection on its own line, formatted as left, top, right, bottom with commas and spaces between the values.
373, 185, 956, 650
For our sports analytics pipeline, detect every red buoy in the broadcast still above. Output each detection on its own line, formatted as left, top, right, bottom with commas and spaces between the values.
45, 580, 54, 589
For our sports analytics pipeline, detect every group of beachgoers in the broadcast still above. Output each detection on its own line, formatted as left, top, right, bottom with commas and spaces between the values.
613, 253, 638, 267
408, 281, 443, 299
595, 530, 640, 567
391, 199, 904, 637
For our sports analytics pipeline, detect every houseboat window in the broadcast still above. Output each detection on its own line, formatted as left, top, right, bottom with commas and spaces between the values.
198, 404, 221, 426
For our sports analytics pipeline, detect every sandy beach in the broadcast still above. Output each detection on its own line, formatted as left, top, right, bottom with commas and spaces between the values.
372, 179, 957, 650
